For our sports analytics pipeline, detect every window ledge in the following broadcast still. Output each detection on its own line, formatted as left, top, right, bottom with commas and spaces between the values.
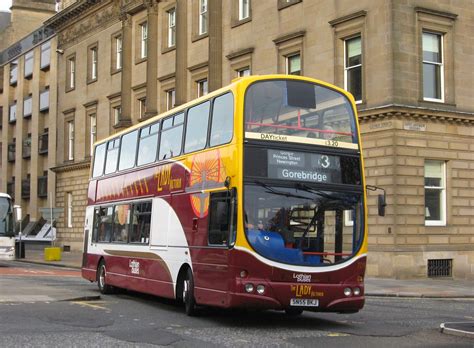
161, 46, 176, 55
192, 33, 208, 43
110, 68, 122, 76
418, 99, 456, 108
231, 17, 251, 29
66, 86, 75, 93
278, 0, 302, 11
87, 77, 98, 85
135, 57, 147, 65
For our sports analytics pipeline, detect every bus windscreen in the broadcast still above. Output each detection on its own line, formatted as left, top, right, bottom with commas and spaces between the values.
244, 80, 357, 145
0, 198, 11, 235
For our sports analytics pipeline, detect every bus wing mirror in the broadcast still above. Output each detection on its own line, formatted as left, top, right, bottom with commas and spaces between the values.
378, 194, 386, 217
366, 185, 387, 217
14, 205, 22, 222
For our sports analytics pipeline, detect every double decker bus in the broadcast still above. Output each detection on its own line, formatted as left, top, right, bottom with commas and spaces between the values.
0, 193, 16, 261
82, 75, 369, 315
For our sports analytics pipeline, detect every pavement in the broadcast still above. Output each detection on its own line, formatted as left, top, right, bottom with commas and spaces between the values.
14, 247, 474, 338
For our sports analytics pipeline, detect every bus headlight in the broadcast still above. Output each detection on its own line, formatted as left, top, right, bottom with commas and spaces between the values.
256, 284, 265, 295
6, 246, 14, 252
245, 283, 254, 293
353, 287, 361, 296
343, 287, 352, 297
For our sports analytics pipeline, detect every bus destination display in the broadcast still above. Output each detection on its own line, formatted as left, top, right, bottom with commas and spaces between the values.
268, 149, 341, 184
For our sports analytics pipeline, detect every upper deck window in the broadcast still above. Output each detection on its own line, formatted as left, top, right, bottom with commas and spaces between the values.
137, 122, 160, 166
210, 93, 234, 146
159, 112, 184, 160
244, 80, 357, 146
185, 101, 210, 153
119, 130, 138, 170
93, 143, 106, 177
104, 138, 120, 174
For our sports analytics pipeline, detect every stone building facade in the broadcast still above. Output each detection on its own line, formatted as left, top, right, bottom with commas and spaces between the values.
2, 0, 471, 279
0, 0, 56, 51
0, 20, 57, 234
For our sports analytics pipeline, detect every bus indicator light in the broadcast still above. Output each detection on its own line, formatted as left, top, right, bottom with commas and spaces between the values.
256, 285, 265, 295
245, 283, 254, 293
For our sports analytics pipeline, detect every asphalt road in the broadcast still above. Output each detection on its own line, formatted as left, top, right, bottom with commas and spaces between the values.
0, 261, 473, 347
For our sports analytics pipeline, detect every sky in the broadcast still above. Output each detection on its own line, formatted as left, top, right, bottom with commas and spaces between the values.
0, 1, 12, 12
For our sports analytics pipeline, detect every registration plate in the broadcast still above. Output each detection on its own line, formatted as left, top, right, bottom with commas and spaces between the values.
290, 298, 319, 307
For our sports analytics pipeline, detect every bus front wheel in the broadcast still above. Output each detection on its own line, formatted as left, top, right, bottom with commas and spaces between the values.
183, 268, 197, 316
97, 260, 114, 294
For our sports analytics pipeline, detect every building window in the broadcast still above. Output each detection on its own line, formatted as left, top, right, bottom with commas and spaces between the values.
24, 51, 34, 78
286, 53, 301, 75
115, 35, 122, 70
39, 88, 50, 112
237, 67, 251, 77
67, 121, 74, 161
23, 96, 32, 117
88, 45, 98, 81
344, 36, 362, 102
140, 22, 148, 59
199, 0, 208, 35
422, 32, 443, 102
166, 89, 175, 110
67, 192, 73, 228
8, 142, 15, 162
22, 134, 32, 159
39, 130, 48, 154
38, 172, 48, 198
9, 60, 18, 85
239, 0, 250, 20
113, 105, 121, 125
168, 8, 176, 48
40, 41, 51, 70
139, 97, 147, 119
67, 55, 75, 90
9, 103, 17, 123
425, 160, 446, 226
197, 79, 208, 97
90, 114, 96, 156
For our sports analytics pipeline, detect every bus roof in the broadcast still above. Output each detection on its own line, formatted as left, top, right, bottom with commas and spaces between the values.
93, 74, 355, 147
0, 193, 12, 200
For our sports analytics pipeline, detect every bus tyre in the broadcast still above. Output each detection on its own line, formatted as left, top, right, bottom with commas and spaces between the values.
285, 307, 304, 316
97, 260, 114, 294
183, 268, 197, 316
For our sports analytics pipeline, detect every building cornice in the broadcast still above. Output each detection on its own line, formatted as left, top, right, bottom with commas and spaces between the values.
329, 10, 367, 27
226, 47, 254, 60
415, 7, 458, 20
358, 104, 474, 124
272, 30, 306, 45
45, 0, 120, 48
45, 0, 100, 30
51, 160, 91, 173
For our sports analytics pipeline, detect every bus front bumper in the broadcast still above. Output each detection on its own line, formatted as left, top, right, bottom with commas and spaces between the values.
228, 279, 365, 313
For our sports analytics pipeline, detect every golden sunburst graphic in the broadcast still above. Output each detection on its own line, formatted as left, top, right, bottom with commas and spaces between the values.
189, 151, 224, 218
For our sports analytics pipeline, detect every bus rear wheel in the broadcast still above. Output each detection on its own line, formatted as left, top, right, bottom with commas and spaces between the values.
97, 260, 114, 294
183, 268, 197, 316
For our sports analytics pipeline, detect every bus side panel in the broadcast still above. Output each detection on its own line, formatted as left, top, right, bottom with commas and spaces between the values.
172, 192, 231, 307
104, 255, 175, 299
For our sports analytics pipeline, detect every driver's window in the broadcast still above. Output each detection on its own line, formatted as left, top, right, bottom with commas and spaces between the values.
208, 191, 232, 245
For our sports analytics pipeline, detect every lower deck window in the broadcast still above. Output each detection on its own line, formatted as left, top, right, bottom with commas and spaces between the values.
93, 201, 151, 244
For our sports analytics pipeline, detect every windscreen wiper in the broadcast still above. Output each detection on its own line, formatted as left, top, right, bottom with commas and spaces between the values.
254, 181, 310, 200
296, 183, 358, 205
